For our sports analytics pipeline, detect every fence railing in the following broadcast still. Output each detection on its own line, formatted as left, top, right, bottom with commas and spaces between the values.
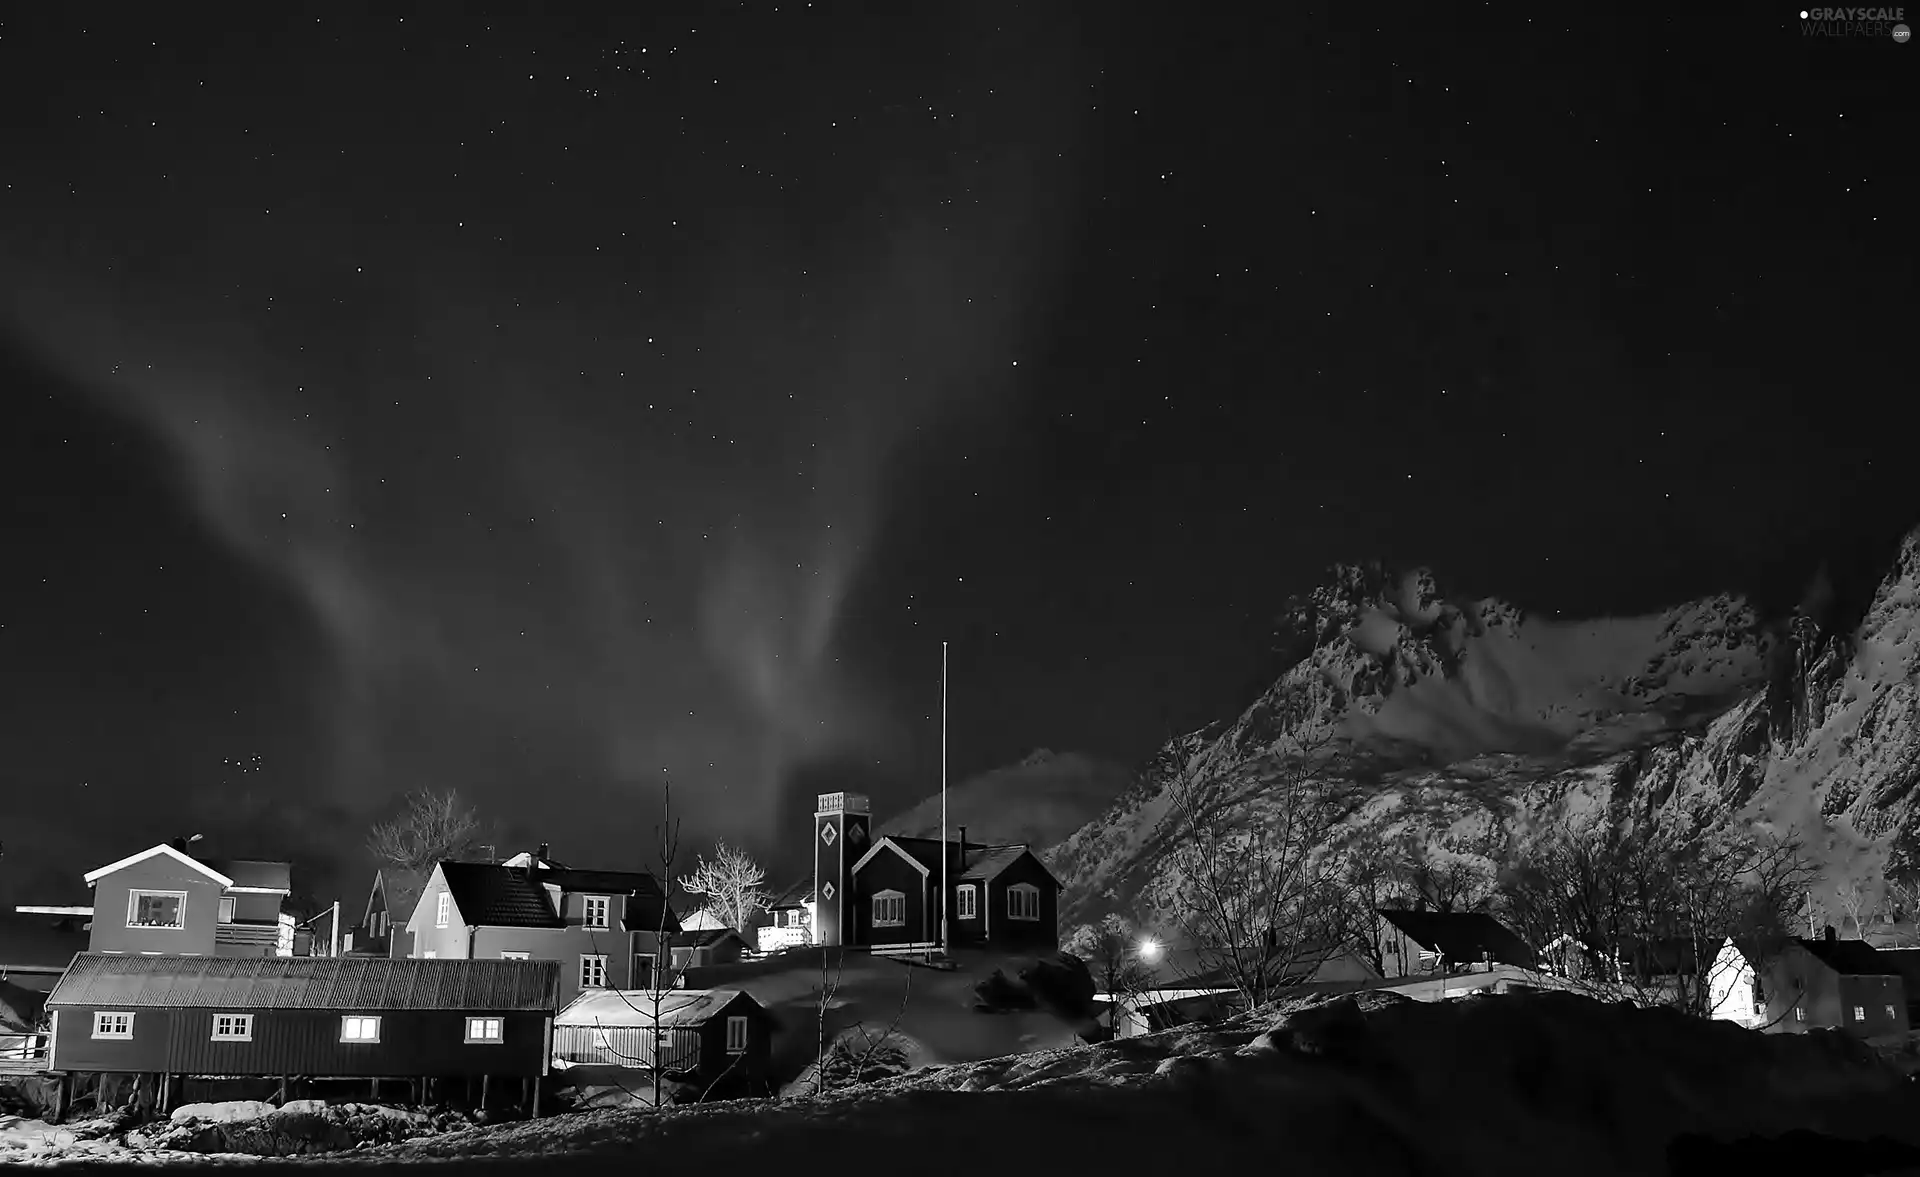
0, 1033, 49, 1070
756, 925, 810, 953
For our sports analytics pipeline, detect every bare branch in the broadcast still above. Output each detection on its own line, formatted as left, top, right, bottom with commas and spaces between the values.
677, 841, 773, 934
365, 788, 481, 913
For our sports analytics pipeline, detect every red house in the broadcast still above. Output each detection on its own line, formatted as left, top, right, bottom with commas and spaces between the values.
1763, 929, 1910, 1038
808, 792, 1062, 953
77, 842, 295, 959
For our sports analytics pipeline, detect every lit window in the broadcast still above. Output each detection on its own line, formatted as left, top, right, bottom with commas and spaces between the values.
872, 890, 905, 928
436, 892, 451, 928
956, 885, 977, 920
1888, 1005, 1899, 1020
219, 896, 236, 924
92, 1012, 133, 1040
1008, 883, 1040, 921
584, 895, 610, 929
725, 1015, 748, 1054
580, 954, 608, 988
211, 1014, 254, 1042
341, 1016, 382, 1042
501, 950, 530, 960
464, 1017, 504, 1044
127, 890, 186, 929
423, 950, 437, 959
1854, 1005, 1866, 1022
1795, 1007, 1805, 1022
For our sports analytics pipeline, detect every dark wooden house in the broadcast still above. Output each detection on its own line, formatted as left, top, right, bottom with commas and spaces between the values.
670, 929, 751, 969
848, 830, 1060, 952
553, 986, 774, 1099
1375, 909, 1536, 977
1763, 930, 1909, 1038
44, 953, 561, 1091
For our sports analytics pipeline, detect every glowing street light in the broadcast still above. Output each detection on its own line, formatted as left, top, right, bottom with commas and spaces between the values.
1138, 937, 1162, 962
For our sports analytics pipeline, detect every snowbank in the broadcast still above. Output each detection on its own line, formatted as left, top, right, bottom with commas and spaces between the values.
312, 990, 1920, 1176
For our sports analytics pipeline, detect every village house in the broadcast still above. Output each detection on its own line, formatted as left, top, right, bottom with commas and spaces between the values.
669, 929, 751, 970
1707, 937, 1770, 1028
1875, 946, 1920, 1028
43, 954, 560, 1115
759, 878, 814, 953
1375, 908, 1535, 977
404, 853, 679, 1012
341, 870, 396, 958
552, 986, 775, 1100
1762, 928, 1910, 1038
69, 842, 296, 959
808, 792, 1062, 954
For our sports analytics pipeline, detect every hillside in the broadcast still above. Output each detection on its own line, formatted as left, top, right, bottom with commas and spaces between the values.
1049, 524, 1920, 933
51, 990, 1913, 1174
883, 749, 1133, 849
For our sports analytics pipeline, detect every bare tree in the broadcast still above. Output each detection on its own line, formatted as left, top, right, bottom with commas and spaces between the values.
1065, 914, 1156, 1036
1163, 677, 1348, 1010
678, 841, 773, 934
1833, 879, 1875, 941
366, 788, 481, 917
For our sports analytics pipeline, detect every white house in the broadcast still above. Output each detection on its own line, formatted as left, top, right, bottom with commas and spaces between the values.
1707, 937, 1766, 1028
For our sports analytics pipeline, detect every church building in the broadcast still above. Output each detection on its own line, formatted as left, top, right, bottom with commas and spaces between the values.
810, 792, 1061, 953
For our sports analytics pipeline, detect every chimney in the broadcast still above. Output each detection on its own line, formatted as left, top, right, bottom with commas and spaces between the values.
957, 826, 968, 855
1825, 924, 1837, 943
537, 842, 550, 864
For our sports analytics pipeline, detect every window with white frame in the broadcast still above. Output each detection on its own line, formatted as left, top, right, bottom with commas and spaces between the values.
127, 889, 186, 929
956, 885, 977, 919
580, 954, 608, 988
211, 1014, 254, 1041
92, 1012, 133, 1040
1795, 1006, 1805, 1021
583, 895, 610, 929
872, 890, 905, 927
725, 1015, 748, 1054
341, 1016, 382, 1042
500, 950, 530, 960
435, 891, 451, 928
423, 950, 437, 959
1854, 1005, 1866, 1022
218, 896, 236, 924
1007, 883, 1040, 921
464, 1017, 504, 1044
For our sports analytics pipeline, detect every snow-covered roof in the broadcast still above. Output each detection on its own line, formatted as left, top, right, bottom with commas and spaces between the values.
82, 844, 234, 889
555, 987, 759, 1029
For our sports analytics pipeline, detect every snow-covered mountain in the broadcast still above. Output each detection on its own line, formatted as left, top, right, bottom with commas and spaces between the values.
885, 749, 1134, 850
1048, 524, 1920, 933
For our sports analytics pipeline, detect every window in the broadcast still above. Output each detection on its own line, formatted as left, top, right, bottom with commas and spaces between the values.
1795, 1006, 1806, 1022
956, 885, 977, 920
341, 1016, 382, 1042
211, 1014, 254, 1042
872, 890, 905, 928
583, 895, 610, 929
1853, 1005, 1866, 1022
422, 950, 437, 959
435, 891, 451, 928
127, 889, 186, 929
464, 1017, 504, 1044
218, 896, 236, 924
92, 1012, 134, 1040
725, 1015, 748, 1054
580, 954, 608, 989
500, 951, 530, 960
1007, 883, 1040, 921
634, 953, 657, 988
1750, 977, 1765, 1014
1889, 1005, 1900, 1020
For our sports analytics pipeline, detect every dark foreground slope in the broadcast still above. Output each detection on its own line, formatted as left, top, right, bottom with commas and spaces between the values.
42, 989, 1920, 1176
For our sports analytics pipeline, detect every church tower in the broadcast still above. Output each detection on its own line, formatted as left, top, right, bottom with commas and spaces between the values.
812, 792, 871, 947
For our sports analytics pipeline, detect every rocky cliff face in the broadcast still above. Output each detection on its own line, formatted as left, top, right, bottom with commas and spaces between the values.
1049, 524, 1920, 933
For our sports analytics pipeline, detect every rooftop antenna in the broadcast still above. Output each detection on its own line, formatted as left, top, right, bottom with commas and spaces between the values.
940, 640, 949, 959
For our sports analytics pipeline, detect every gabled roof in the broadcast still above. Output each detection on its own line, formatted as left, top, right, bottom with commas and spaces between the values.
437, 862, 566, 929
1797, 936, 1900, 977
852, 836, 934, 879
556, 987, 763, 1029
768, 875, 814, 909
204, 859, 292, 893
46, 953, 561, 1011
0, 911, 90, 971
548, 870, 677, 935
1378, 909, 1536, 968
361, 870, 388, 928
82, 844, 234, 889
958, 844, 1059, 888
672, 928, 750, 950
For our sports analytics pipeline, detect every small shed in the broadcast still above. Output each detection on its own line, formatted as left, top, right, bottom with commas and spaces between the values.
553, 987, 773, 1098
44, 953, 561, 1089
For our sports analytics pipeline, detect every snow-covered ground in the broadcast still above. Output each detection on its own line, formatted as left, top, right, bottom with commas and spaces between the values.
41, 988, 1903, 1175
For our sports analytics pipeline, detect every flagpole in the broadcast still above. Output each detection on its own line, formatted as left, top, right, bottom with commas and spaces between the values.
940, 641, 950, 957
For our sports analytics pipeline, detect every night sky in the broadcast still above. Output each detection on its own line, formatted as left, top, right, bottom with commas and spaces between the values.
1, 6, 1913, 906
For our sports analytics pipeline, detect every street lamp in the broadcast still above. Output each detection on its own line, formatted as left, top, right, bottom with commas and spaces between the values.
1138, 937, 1162, 962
